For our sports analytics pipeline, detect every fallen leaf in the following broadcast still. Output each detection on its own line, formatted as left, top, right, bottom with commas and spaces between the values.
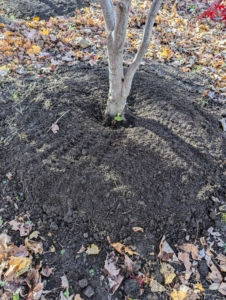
158, 235, 179, 263
206, 259, 222, 283
28, 282, 44, 300
218, 282, 226, 296
200, 237, 207, 246
196, 283, 204, 292
111, 242, 138, 256
104, 252, 120, 276
209, 282, 220, 290
170, 289, 188, 300
9, 220, 22, 231
86, 244, 100, 255
108, 274, 124, 295
61, 275, 69, 288
132, 227, 144, 233
160, 262, 176, 284
29, 231, 39, 239
77, 245, 86, 254
51, 123, 59, 134
161, 49, 174, 60
4, 256, 32, 281
178, 243, 201, 260
19, 223, 32, 237
124, 254, 133, 273
178, 252, 192, 280
41, 266, 52, 277
150, 279, 166, 292
33, 16, 40, 21
74, 295, 83, 300
50, 245, 55, 252
25, 238, 43, 254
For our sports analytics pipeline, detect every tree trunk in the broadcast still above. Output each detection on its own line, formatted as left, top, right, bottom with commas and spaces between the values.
99, 0, 163, 118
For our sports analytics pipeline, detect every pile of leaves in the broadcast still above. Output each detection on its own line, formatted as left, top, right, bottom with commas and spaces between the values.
0, 215, 85, 300
0, 0, 225, 103
102, 228, 226, 299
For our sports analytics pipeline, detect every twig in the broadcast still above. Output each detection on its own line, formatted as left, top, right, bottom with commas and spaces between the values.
194, 220, 199, 245
47, 109, 70, 133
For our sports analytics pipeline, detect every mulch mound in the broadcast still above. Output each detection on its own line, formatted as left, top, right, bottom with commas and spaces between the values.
1, 61, 226, 298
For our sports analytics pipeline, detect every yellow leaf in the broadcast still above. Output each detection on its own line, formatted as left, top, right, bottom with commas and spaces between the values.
170, 289, 188, 300
32, 45, 41, 55
33, 16, 40, 21
111, 242, 138, 255
5, 257, 32, 280
196, 283, 205, 292
86, 244, 100, 255
161, 49, 174, 60
41, 29, 50, 35
160, 263, 176, 284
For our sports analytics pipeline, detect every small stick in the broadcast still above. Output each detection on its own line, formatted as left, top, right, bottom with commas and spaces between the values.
47, 109, 70, 132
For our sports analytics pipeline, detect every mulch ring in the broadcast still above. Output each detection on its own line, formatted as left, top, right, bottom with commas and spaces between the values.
1, 61, 226, 299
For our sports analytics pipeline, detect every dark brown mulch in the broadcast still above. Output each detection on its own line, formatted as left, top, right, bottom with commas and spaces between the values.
0, 0, 90, 20
1, 61, 226, 299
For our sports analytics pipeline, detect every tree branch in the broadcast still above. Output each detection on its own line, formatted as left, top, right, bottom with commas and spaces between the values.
99, 0, 116, 32
123, 0, 163, 95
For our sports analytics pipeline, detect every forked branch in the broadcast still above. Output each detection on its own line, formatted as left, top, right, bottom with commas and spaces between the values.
123, 0, 163, 93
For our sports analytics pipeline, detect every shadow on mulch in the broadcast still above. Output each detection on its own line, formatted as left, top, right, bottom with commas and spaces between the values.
1, 62, 226, 299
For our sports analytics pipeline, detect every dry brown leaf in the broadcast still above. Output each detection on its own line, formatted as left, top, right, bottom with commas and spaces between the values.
74, 295, 83, 300
8, 220, 21, 231
200, 237, 207, 246
111, 242, 138, 256
104, 252, 120, 276
158, 235, 179, 263
19, 223, 32, 237
86, 244, 100, 255
150, 279, 166, 292
50, 245, 55, 252
41, 266, 52, 277
206, 259, 222, 283
25, 268, 40, 290
28, 282, 44, 300
108, 274, 124, 295
178, 243, 201, 260
178, 252, 192, 280
160, 262, 176, 284
25, 238, 43, 254
61, 275, 69, 288
218, 282, 226, 296
132, 227, 144, 233
51, 123, 59, 134
12, 245, 29, 257
77, 245, 86, 254
124, 254, 133, 273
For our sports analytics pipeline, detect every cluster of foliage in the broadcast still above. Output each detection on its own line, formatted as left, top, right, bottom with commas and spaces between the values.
199, 0, 226, 22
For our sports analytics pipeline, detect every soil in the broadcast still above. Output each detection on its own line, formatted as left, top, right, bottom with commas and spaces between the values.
0, 0, 89, 20
1, 1, 226, 299
1, 61, 226, 299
